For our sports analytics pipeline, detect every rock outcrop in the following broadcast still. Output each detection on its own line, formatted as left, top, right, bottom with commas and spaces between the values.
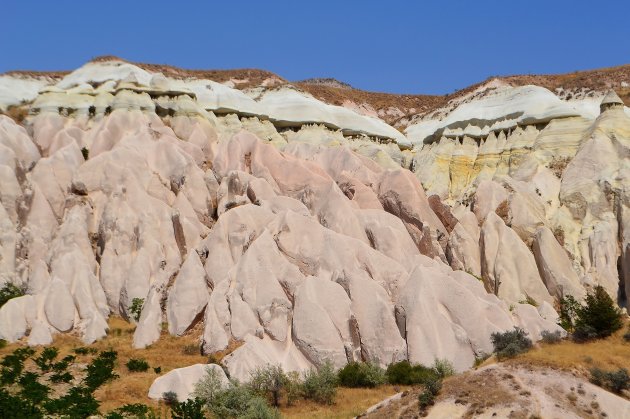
0, 59, 628, 385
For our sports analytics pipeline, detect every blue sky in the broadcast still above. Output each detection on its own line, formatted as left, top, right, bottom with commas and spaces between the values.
2, 0, 629, 94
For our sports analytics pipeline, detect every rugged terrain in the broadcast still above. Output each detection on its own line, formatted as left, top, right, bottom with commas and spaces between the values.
0, 57, 629, 416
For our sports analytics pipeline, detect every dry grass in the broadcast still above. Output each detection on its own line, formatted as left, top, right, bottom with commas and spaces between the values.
511, 321, 630, 375
280, 385, 404, 419
1, 105, 29, 124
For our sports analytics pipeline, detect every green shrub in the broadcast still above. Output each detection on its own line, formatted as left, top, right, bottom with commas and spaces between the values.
284, 371, 302, 406
573, 286, 623, 340
50, 371, 73, 383
34, 347, 58, 372
590, 367, 630, 394
473, 353, 490, 368
130, 298, 144, 322
106, 403, 152, 419
418, 377, 442, 411
540, 330, 563, 344
432, 359, 455, 378
1, 347, 35, 384
204, 383, 277, 419
81, 147, 89, 160
0, 388, 42, 418
0, 282, 25, 308
386, 361, 439, 385
170, 398, 205, 419
337, 362, 386, 388
18, 372, 50, 405
490, 327, 532, 359
44, 385, 100, 418
73, 346, 98, 355
154, 366, 162, 374
193, 366, 225, 404
248, 364, 287, 407
301, 361, 338, 405
126, 358, 150, 372
84, 350, 118, 390
162, 391, 178, 406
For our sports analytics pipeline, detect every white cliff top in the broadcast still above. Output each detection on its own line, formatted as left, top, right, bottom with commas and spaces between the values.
405, 85, 582, 145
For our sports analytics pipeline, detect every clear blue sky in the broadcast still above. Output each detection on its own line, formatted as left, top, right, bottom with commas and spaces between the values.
2, 0, 629, 95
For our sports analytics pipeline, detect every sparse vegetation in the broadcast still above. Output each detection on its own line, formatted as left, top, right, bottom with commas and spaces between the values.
491, 327, 533, 359
81, 146, 89, 160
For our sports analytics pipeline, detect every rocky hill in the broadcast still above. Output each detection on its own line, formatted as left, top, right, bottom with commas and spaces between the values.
0, 57, 629, 415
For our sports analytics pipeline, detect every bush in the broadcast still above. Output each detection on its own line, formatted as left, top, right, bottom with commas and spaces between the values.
84, 350, 118, 390
248, 364, 286, 407
337, 362, 386, 388
540, 330, 563, 344
574, 286, 623, 340
301, 361, 338, 405
162, 391, 178, 406
284, 371, 302, 406
81, 147, 89, 160
386, 361, 439, 385
205, 383, 277, 419
126, 358, 149, 372
432, 359, 454, 378
34, 347, 58, 372
105, 403, 151, 419
590, 367, 630, 394
418, 377, 442, 411
490, 327, 532, 359
129, 298, 144, 322
193, 366, 225, 403
0, 282, 24, 308
170, 398, 205, 419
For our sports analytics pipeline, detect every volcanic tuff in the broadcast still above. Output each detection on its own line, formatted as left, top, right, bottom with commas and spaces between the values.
0, 57, 629, 388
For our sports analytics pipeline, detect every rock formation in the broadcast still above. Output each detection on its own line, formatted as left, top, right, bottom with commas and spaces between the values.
0, 58, 628, 383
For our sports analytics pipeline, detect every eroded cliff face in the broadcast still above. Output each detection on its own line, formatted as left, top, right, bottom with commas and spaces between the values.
0, 58, 628, 382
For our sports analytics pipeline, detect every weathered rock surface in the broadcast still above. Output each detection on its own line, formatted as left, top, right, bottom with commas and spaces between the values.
0, 60, 628, 388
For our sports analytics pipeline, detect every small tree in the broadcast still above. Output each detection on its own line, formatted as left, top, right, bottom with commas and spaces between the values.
129, 298, 144, 323
248, 364, 286, 407
301, 361, 338, 405
193, 367, 224, 403
574, 286, 623, 340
